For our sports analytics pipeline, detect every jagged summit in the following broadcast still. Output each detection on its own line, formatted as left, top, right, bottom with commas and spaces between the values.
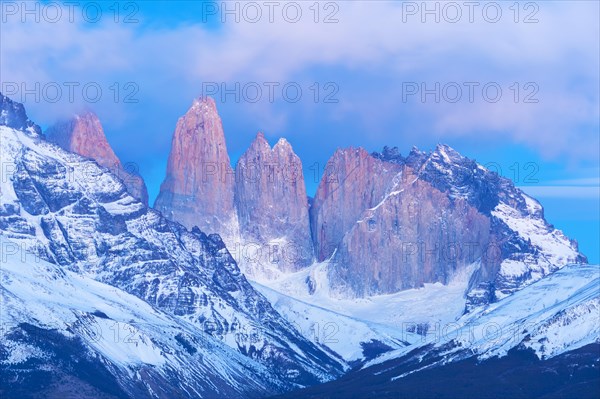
0, 92, 43, 138
371, 145, 403, 163
187, 97, 221, 123
434, 142, 459, 154
191, 95, 217, 110
235, 130, 313, 277
46, 111, 117, 166
372, 143, 462, 165
247, 132, 295, 153
274, 137, 292, 150
249, 131, 271, 151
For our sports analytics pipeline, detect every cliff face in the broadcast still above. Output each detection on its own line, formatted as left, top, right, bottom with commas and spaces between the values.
45, 112, 149, 205
309, 147, 490, 297
329, 165, 491, 297
234, 133, 313, 278
154, 98, 238, 243
309, 147, 402, 262
308, 144, 585, 299
366, 144, 585, 302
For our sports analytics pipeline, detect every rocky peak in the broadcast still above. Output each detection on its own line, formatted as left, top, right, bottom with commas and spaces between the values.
0, 92, 42, 138
374, 144, 465, 169
373, 143, 504, 215
315, 144, 586, 301
234, 132, 313, 277
191, 95, 217, 111
274, 137, 292, 151
430, 143, 467, 166
45, 111, 149, 205
154, 97, 238, 242
249, 131, 271, 152
405, 145, 427, 166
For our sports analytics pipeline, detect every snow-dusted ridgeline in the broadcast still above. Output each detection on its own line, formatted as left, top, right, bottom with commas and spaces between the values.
0, 242, 286, 398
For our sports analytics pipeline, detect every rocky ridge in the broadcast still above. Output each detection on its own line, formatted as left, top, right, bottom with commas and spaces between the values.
46, 112, 149, 205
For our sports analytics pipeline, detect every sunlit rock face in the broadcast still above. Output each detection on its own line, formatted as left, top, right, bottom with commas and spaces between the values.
154, 97, 238, 243
329, 167, 491, 297
310, 147, 402, 262
154, 99, 314, 279
234, 132, 313, 277
46, 111, 149, 206
316, 144, 586, 299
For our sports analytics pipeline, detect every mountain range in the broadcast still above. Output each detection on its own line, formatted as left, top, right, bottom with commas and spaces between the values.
1, 92, 597, 398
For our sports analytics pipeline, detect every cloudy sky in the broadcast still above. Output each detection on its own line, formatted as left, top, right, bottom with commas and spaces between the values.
1, 0, 598, 261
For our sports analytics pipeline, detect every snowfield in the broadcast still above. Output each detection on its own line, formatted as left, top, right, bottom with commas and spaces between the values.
250, 259, 480, 362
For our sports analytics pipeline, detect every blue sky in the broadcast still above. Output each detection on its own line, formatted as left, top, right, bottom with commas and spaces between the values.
1, 1, 598, 262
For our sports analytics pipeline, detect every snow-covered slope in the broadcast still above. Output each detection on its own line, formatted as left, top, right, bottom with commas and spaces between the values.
489, 195, 584, 300
260, 259, 478, 329
367, 263, 600, 369
253, 282, 407, 364
0, 241, 286, 398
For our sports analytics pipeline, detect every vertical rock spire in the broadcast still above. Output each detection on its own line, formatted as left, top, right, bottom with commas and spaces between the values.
154, 97, 238, 241
234, 132, 313, 278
